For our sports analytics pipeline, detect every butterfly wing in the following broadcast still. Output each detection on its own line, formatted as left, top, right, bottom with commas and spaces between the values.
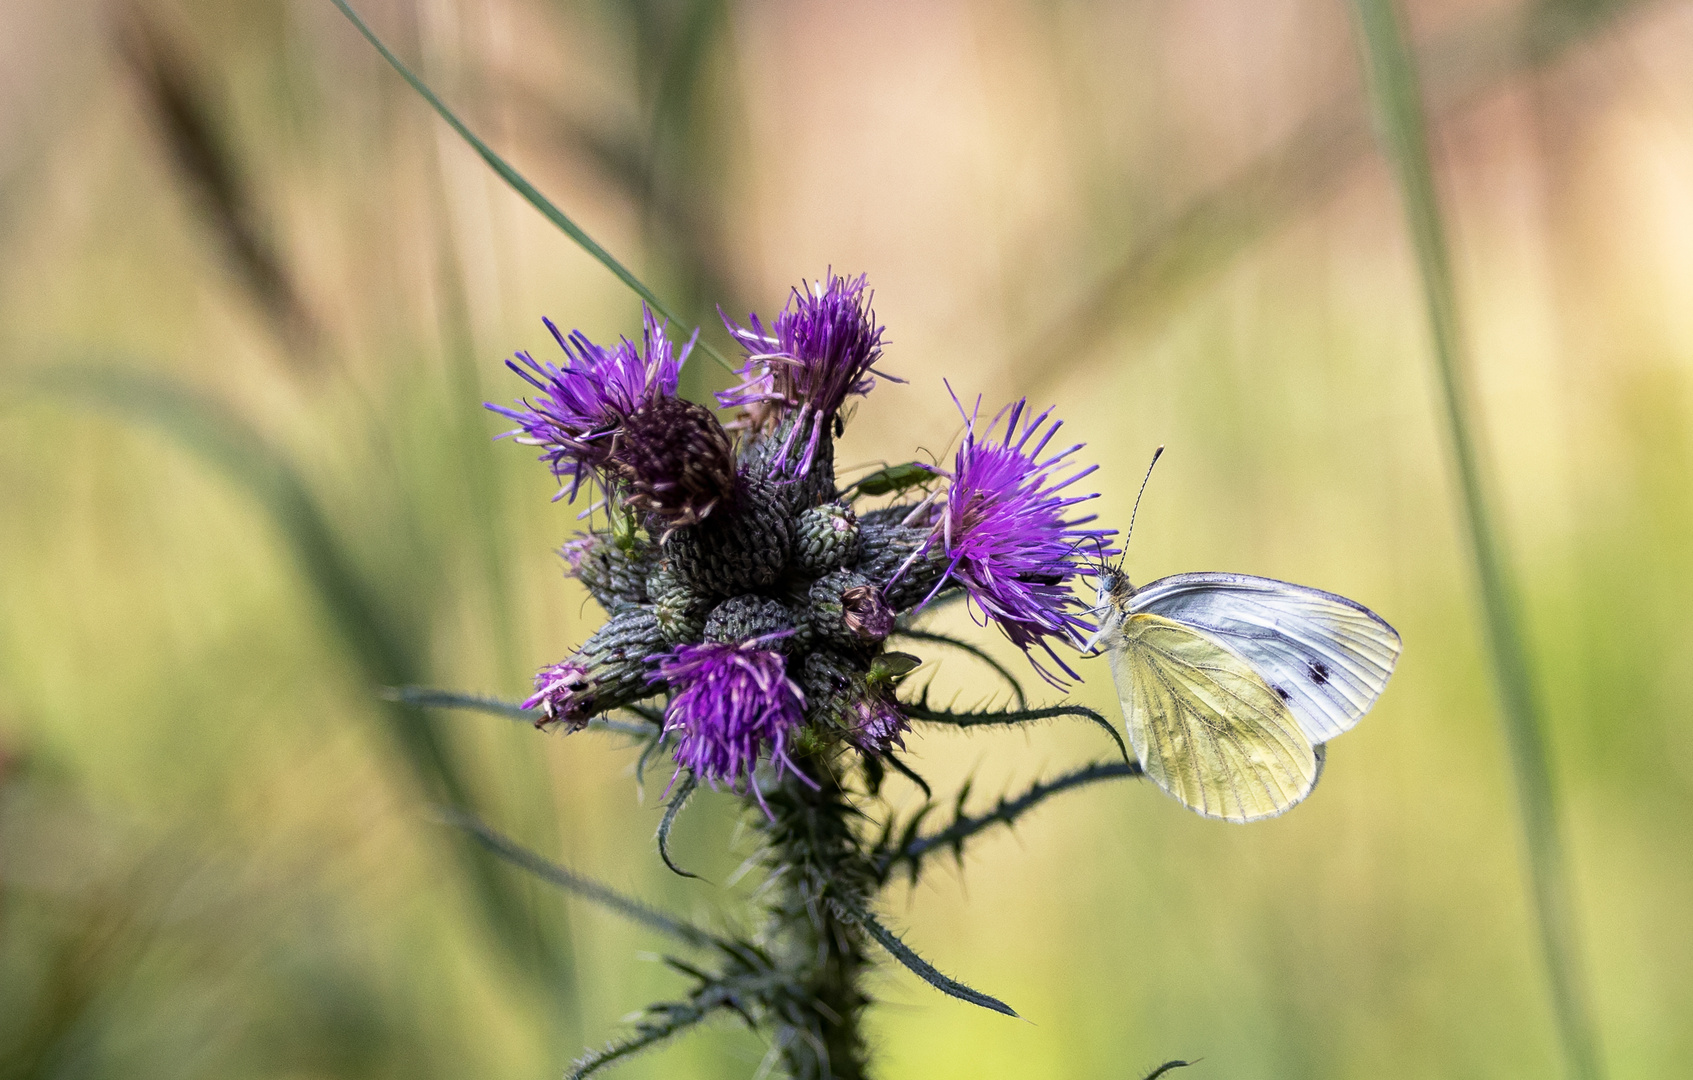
1108, 612, 1319, 822
1129, 572, 1400, 745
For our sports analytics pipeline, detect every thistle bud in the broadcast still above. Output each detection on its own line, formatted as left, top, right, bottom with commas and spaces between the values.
650, 639, 805, 790
718, 271, 891, 511
801, 649, 910, 754
741, 416, 838, 513
803, 570, 889, 649
646, 563, 709, 644
561, 532, 656, 612
858, 519, 952, 612
793, 501, 861, 576
704, 595, 796, 653
523, 607, 665, 729
840, 585, 894, 642
663, 474, 793, 598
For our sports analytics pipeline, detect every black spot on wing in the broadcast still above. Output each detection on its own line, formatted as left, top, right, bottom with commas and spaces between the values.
1272, 684, 1291, 701
1307, 660, 1330, 685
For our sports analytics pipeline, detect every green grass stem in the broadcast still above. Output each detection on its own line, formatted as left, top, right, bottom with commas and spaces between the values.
328, 0, 734, 373
1347, 4, 1604, 1078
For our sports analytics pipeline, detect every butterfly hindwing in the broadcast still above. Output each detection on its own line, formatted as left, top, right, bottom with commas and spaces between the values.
1129, 572, 1402, 745
1109, 613, 1318, 822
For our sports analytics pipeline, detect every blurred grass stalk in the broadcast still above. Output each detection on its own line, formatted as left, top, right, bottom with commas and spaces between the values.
17, 363, 576, 1008
1348, 2, 1603, 1078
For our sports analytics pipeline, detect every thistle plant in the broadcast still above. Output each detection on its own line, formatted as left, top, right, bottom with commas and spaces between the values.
417, 274, 1154, 1079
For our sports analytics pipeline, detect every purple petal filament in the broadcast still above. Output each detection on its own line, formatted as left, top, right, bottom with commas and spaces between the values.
925, 392, 1114, 684
487, 307, 691, 500
718, 272, 898, 477
651, 638, 808, 799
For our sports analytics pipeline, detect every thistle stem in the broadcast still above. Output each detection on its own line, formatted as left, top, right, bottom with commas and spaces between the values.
759, 754, 873, 1080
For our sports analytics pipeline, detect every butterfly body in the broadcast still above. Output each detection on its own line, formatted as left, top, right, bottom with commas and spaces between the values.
1089, 570, 1401, 822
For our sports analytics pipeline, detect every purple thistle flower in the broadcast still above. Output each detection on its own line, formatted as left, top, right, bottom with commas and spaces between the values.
524, 658, 594, 731
488, 307, 691, 501
651, 638, 808, 799
557, 534, 595, 578
718, 272, 899, 477
846, 694, 908, 755
912, 391, 1114, 685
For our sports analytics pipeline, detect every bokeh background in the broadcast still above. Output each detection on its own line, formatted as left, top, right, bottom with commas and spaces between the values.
3, 0, 1690, 1076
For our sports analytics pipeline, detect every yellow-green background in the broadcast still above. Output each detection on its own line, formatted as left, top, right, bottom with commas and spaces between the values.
2, 0, 1689, 1076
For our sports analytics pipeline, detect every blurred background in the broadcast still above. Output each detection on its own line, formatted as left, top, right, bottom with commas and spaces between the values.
2, 0, 1690, 1076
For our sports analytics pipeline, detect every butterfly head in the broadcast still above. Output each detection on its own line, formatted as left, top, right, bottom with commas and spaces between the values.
1080, 559, 1135, 654
1081, 445, 1161, 655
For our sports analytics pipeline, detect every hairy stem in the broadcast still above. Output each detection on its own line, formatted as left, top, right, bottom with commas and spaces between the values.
758, 755, 873, 1080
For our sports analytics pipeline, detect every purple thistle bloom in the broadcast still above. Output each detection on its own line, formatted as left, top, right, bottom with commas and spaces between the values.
488, 307, 691, 501
524, 658, 594, 731
718, 272, 899, 477
914, 391, 1114, 685
846, 694, 908, 755
557, 534, 595, 578
651, 638, 808, 799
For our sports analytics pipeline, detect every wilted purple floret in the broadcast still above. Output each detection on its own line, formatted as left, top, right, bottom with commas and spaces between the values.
920, 393, 1114, 685
652, 638, 807, 798
488, 307, 691, 500
847, 695, 908, 755
524, 658, 593, 730
718, 272, 897, 476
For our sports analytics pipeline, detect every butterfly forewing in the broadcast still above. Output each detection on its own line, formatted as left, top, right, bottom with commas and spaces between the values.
1129, 573, 1401, 744
1110, 613, 1318, 822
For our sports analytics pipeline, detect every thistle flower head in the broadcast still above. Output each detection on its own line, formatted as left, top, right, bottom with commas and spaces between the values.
612, 395, 737, 528
488, 307, 690, 501
718, 272, 897, 477
839, 584, 893, 642
845, 693, 908, 755
919, 392, 1113, 684
651, 637, 807, 795
523, 659, 594, 731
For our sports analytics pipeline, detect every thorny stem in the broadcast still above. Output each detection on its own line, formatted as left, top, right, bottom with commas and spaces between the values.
759, 753, 873, 1080
875, 759, 1142, 882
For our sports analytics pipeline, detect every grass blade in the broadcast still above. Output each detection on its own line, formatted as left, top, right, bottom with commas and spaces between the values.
441, 809, 720, 950
117, 7, 319, 359
327, 0, 732, 372
1347, 5, 1603, 1078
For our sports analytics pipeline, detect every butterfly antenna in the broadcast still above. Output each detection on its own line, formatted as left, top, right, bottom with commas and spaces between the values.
1118, 445, 1164, 571
1089, 535, 1110, 576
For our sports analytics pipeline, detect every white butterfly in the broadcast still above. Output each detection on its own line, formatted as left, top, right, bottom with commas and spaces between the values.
1083, 451, 1402, 821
